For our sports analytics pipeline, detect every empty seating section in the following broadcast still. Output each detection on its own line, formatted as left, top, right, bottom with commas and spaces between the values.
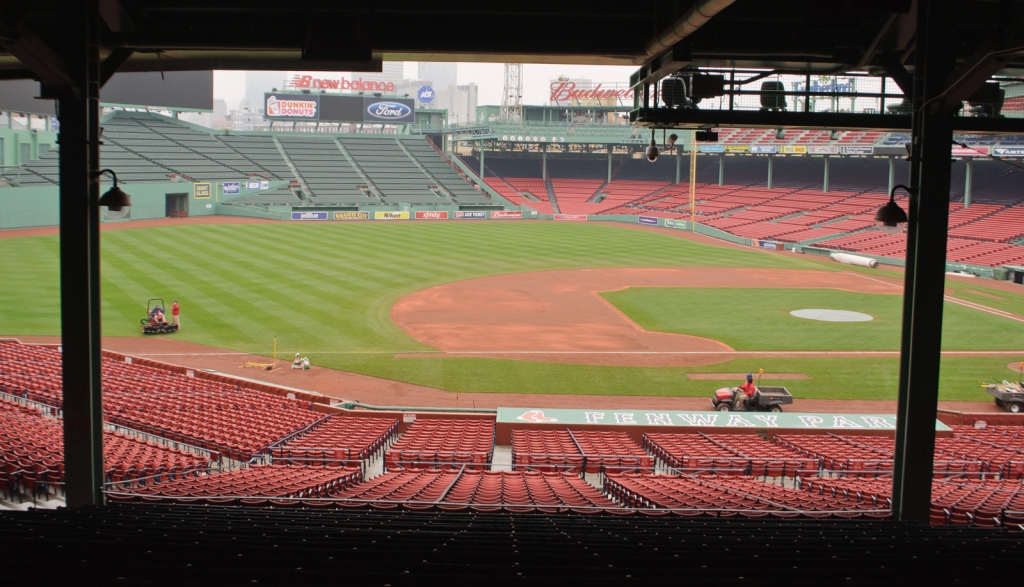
571, 431, 652, 474
502, 177, 555, 213
341, 137, 446, 204
103, 112, 253, 181
0, 396, 209, 501
949, 205, 1024, 242
484, 177, 553, 213
590, 180, 670, 213
549, 178, 604, 214
217, 134, 292, 179
402, 140, 492, 204
510, 430, 583, 472
643, 433, 817, 478
444, 470, 613, 513
118, 465, 362, 504
332, 469, 459, 508
605, 473, 882, 517
271, 416, 398, 466
385, 419, 494, 470
0, 341, 322, 461
803, 476, 1024, 527
277, 135, 371, 203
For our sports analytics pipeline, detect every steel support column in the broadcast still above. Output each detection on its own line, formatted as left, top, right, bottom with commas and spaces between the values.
823, 156, 830, 192
888, 156, 896, 196
59, 0, 104, 507
964, 160, 973, 208
542, 148, 548, 181
608, 147, 613, 183
718, 154, 724, 186
479, 141, 485, 178
767, 155, 774, 189
891, 0, 958, 523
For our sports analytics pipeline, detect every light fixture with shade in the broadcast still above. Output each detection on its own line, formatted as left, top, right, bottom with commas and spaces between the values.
875, 183, 911, 234
645, 129, 659, 162
95, 169, 132, 218
667, 133, 678, 151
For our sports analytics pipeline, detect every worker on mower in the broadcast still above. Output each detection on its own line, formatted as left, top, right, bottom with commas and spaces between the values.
148, 305, 166, 325
735, 373, 757, 410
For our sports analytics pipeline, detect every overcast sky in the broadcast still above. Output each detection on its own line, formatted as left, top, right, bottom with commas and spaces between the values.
213, 62, 637, 110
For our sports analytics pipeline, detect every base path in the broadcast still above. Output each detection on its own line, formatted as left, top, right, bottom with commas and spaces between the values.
391, 267, 901, 367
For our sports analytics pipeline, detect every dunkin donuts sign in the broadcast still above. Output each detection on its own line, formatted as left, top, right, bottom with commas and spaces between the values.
265, 94, 318, 119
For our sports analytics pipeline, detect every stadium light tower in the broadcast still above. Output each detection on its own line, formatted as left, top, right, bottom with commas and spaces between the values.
500, 63, 523, 123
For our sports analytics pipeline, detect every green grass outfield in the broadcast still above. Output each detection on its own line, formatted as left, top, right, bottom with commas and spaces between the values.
1, 221, 1021, 401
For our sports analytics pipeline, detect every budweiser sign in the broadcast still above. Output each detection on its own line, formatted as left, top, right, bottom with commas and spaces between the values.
289, 75, 396, 93
550, 81, 637, 103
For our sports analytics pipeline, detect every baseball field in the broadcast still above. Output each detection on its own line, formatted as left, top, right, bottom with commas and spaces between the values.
1, 219, 1022, 402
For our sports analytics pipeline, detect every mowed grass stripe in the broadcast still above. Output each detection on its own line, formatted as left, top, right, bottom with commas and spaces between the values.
109, 229, 353, 349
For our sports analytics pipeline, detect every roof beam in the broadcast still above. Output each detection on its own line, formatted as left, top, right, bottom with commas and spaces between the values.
0, 19, 78, 97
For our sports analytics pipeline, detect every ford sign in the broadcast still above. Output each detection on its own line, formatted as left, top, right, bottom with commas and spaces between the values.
366, 101, 412, 121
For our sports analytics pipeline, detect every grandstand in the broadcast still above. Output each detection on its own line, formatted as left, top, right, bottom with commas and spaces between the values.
3, 339, 1023, 527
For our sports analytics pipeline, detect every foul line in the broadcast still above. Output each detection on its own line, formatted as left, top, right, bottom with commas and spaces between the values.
844, 271, 1024, 324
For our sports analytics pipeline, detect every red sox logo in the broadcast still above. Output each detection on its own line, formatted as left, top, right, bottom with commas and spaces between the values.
516, 410, 558, 423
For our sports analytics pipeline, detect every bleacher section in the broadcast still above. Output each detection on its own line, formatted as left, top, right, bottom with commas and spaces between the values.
0, 341, 323, 462
0, 396, 210, 503
277, 135, 373, 204
270, 416, 398, 467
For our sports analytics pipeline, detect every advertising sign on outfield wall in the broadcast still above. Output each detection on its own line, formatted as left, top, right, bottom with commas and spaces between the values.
291, 211, 329, 220
246, 181, 262, 190
491, 210, 523, 219
725, 145, 749, 153
808, 146, 839, 155
750, 145, 777, 154
335, 212, 368, 220
951, 146, 989, 157
193, 182, 212, 199
455, 211, 487, 219
995, 147, 1024, 157
778, 146, 807, 154
375, 211, 410, 220
498, 408, 951, 431
415, 211, 449, 219
637, 216, 659, 225
699, 144, 725, 153
222, 182, 240, 195
554, 214, 588, 221
839, 146, 873, 155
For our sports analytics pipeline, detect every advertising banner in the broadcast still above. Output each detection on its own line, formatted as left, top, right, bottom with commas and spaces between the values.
415, 211, 449, 219
193, 182, 211, 199
808, 145, 839, 155
246, 181, 262, 190
375, 211, 410, 220
725, 145, 749, 153
222, 182, 240, 195
840, 146, 873, 155
417, 85, 435, 104
637, 215, 659, 225
750, 145, 777, 154
951, 146, 989, 157
554, 214, 588, 221
497, 407, 951, 431
334, 211, 368, 220
455, 211, 487, 219
291, 211, 329, 220
260, 180, 270, 190
699, 144, 725, 153
491, 210, 523, 219
995, 147, 1024, 157
779, 146, 807, 154
364, 98, 415, 123
265, 93, 319, 120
